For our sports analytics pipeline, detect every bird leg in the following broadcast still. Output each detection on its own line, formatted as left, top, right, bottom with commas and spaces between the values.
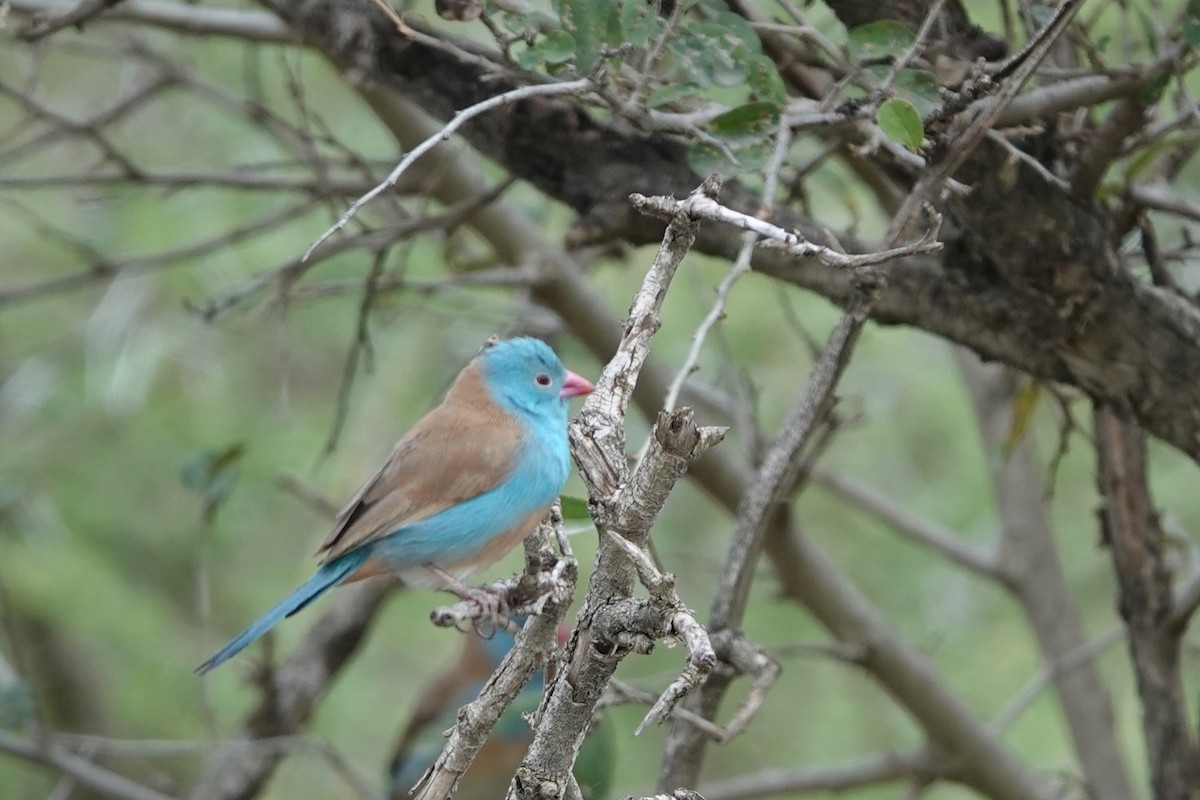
425, 564, 510, 631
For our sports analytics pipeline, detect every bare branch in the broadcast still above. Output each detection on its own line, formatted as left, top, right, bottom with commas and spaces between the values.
876, 0, 946, 97
662, 123, 794, 414
354, 90, 1054, 800
1094, 407, 1200, 800
0, 729, 177, 800
17, 0, 127, 40
305, 78, 593, 260
1129, 181, 1200, 225
189, 189, 505, 322
600, 533, 716, 736
990, 628, 1125, 734
698, 747, 945, 800
886, 0, 1085, 244
0, 171, 384, 195
190, 580, 395, 800
1072, 43, 1191, 197
504, 180, 727, 800
7, 0, 290, 41
1174, 570, 1200, 630
712, 635, 781, 746
810, 468, 1001, 579
659, 281, 876, 790
428, 531, 577, 630
960, 354, 1135, 800
601, 680, 726, 740
0, 197, 321, 307
631, 192, 943, 269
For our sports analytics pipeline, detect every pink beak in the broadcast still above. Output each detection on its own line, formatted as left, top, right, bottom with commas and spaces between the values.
560, 370, 594, 399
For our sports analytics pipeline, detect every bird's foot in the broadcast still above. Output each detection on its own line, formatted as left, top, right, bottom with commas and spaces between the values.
426, 565, 510, 633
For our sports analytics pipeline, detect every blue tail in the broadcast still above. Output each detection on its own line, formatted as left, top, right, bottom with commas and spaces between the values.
196, 551, 369, 674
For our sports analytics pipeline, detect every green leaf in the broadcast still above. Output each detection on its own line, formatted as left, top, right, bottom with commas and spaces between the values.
552, 0, 611, 70
710, 101, 780, 136
693, 0, 762, 55
672, 23, 750, 87
538, 31, 578, 65
646, 82, 702, 108
513, 32, 577, 71
619, 0, 663, 48
560, 495, 591, 520
513, 44, 545, 71
1125, 132, 1200, 181
1134, 7, 1158, 56
877, 98, 924, 150
687, 135, 774, 177
893, 69, 941, 117
1186, 0, 1200, 48
1002, 383, 1042, 459
847, 20, 915, 61
496, 9, 541, 33
745, 53, 787, 105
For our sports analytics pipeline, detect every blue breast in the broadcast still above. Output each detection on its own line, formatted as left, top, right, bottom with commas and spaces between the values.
369, 419, 569, 568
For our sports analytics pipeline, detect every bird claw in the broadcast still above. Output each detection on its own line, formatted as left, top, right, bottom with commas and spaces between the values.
451, 584, 510, 633
426, 564, 512, 631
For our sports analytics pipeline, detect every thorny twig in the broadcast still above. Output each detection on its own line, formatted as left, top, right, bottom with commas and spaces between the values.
631, 192, 943, 268
603, 533, 716, 736
599, 680, 725, 739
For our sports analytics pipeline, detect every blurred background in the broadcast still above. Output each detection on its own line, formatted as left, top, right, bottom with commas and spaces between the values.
2, 1, 1198, 798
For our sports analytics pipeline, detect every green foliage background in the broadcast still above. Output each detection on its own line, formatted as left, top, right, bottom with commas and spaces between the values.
2, 1, 1198, 798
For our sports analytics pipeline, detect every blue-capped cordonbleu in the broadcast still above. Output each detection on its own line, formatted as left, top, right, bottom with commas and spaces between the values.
197, 337, 592, 674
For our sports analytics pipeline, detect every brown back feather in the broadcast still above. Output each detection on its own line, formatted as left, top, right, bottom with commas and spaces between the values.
316, 362, 523, 563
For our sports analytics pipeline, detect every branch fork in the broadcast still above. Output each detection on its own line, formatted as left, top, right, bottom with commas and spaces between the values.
603, 532, 717, 735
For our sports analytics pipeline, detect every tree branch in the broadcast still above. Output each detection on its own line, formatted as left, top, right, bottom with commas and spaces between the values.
344, 88, 1056, 800
0, 729, 177, 800
698, 746, 944, 800
1094, 407, 1200, 800
504, 181, 727, 800
960, 353, 1134, 800
15, 0, 128, 40
658, 285, 876, 791
7, 0, 290, 42
190, 580, 395, 800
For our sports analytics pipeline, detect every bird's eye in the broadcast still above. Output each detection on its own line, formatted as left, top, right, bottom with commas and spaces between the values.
535, 373, 552, 387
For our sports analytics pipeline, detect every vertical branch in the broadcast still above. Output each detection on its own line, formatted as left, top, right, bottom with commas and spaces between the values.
657, 285, 875, 792
1094, 407, 1200, 800
412, 513, 578, 800
959, 354, 1134, 800
503, 180, 727, 800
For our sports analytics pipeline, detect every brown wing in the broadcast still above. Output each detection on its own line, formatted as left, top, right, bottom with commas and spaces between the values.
317, 363, 523, 563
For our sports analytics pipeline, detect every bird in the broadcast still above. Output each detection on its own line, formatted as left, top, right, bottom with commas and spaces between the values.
197, 337, 593, 674
388, 622, 614, 800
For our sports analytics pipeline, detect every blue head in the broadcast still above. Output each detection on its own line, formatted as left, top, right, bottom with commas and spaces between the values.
477, 338, 592, 423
